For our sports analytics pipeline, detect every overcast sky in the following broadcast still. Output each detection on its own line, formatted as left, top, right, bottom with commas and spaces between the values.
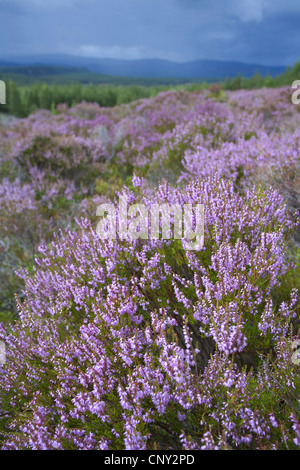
0, 0, 299, 65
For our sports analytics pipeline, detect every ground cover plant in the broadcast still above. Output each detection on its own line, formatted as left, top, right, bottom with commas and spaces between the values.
0, 85, 300, 449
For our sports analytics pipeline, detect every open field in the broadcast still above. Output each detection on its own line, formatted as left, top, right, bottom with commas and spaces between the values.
0, 84, 300, 450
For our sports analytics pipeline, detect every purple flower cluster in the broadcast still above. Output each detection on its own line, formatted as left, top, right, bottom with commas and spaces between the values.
0, 86, 299, 449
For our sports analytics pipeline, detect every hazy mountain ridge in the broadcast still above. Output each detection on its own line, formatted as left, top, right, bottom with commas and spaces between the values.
0, 54, 287, 79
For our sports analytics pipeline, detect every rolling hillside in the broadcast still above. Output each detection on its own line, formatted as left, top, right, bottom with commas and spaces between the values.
0, 54, 287, 80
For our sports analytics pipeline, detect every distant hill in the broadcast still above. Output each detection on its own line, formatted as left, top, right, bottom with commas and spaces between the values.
0, 65, 196, 86
0, 54, 287, 80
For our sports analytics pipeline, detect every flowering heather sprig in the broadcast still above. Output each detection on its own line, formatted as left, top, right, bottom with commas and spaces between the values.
0, 173, 299, 450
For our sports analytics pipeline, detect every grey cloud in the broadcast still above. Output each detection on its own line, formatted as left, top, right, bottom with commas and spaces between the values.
0, 0, 298, 65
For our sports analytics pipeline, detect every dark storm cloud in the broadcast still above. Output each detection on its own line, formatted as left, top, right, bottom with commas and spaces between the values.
0, 0, 298, 65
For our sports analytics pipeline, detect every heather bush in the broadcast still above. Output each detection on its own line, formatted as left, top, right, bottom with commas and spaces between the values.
0, 175, 299, 450
1, 86, 300, 450
0, 89, 217, 318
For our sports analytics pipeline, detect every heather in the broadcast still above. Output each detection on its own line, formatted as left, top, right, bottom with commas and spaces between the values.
0, 85, 300, 449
